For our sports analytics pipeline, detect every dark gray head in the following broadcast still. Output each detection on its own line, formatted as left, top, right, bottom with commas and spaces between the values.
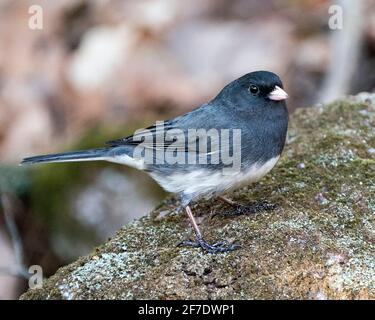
214, 70, 288, 109
207, 70, 289, 167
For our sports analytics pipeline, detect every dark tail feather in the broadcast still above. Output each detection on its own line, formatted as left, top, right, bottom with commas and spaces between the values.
20, 148, 110, 165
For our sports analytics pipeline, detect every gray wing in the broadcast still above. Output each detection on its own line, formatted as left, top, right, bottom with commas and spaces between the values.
106, 104, 225, 154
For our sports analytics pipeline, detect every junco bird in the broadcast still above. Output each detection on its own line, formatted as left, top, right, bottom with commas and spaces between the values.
21, 71, 288, 254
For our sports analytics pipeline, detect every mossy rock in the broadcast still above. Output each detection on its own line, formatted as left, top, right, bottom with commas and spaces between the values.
21, 93, 375, 300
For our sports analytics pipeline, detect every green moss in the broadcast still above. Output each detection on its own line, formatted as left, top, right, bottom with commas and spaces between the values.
21, 94, 375, 300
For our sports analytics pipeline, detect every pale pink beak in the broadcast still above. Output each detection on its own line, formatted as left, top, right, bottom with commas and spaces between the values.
268, 85, 288, 101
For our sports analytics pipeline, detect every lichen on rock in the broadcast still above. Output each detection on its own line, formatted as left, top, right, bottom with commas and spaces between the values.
21, 93, 375, 300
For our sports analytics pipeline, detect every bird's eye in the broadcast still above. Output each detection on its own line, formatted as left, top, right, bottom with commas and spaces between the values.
249, 84, 259, 95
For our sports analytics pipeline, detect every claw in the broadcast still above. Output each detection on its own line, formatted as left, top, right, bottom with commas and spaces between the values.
177, 240, 200, 248
212, 240, 227, 247
180, 204, 240, 253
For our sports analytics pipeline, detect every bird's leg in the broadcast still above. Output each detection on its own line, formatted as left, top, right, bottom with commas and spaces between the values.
217, 196, 248, 215
178, 205, 239, 254
214, 195, 277, 217
218, 196, 238, 206
185, 205, 202, 239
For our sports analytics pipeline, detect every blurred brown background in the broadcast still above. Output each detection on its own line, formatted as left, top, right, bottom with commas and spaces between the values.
0, 0, 374, 299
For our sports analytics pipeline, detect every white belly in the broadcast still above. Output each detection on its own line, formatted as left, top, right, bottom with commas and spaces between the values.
150, 156, 280, 198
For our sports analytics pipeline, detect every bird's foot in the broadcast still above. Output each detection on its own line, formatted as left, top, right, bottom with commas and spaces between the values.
178, 236, 240, 254
213, 200, 277, 218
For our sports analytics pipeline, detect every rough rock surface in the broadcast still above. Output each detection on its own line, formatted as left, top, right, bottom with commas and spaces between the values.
21, 94, 375, 300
